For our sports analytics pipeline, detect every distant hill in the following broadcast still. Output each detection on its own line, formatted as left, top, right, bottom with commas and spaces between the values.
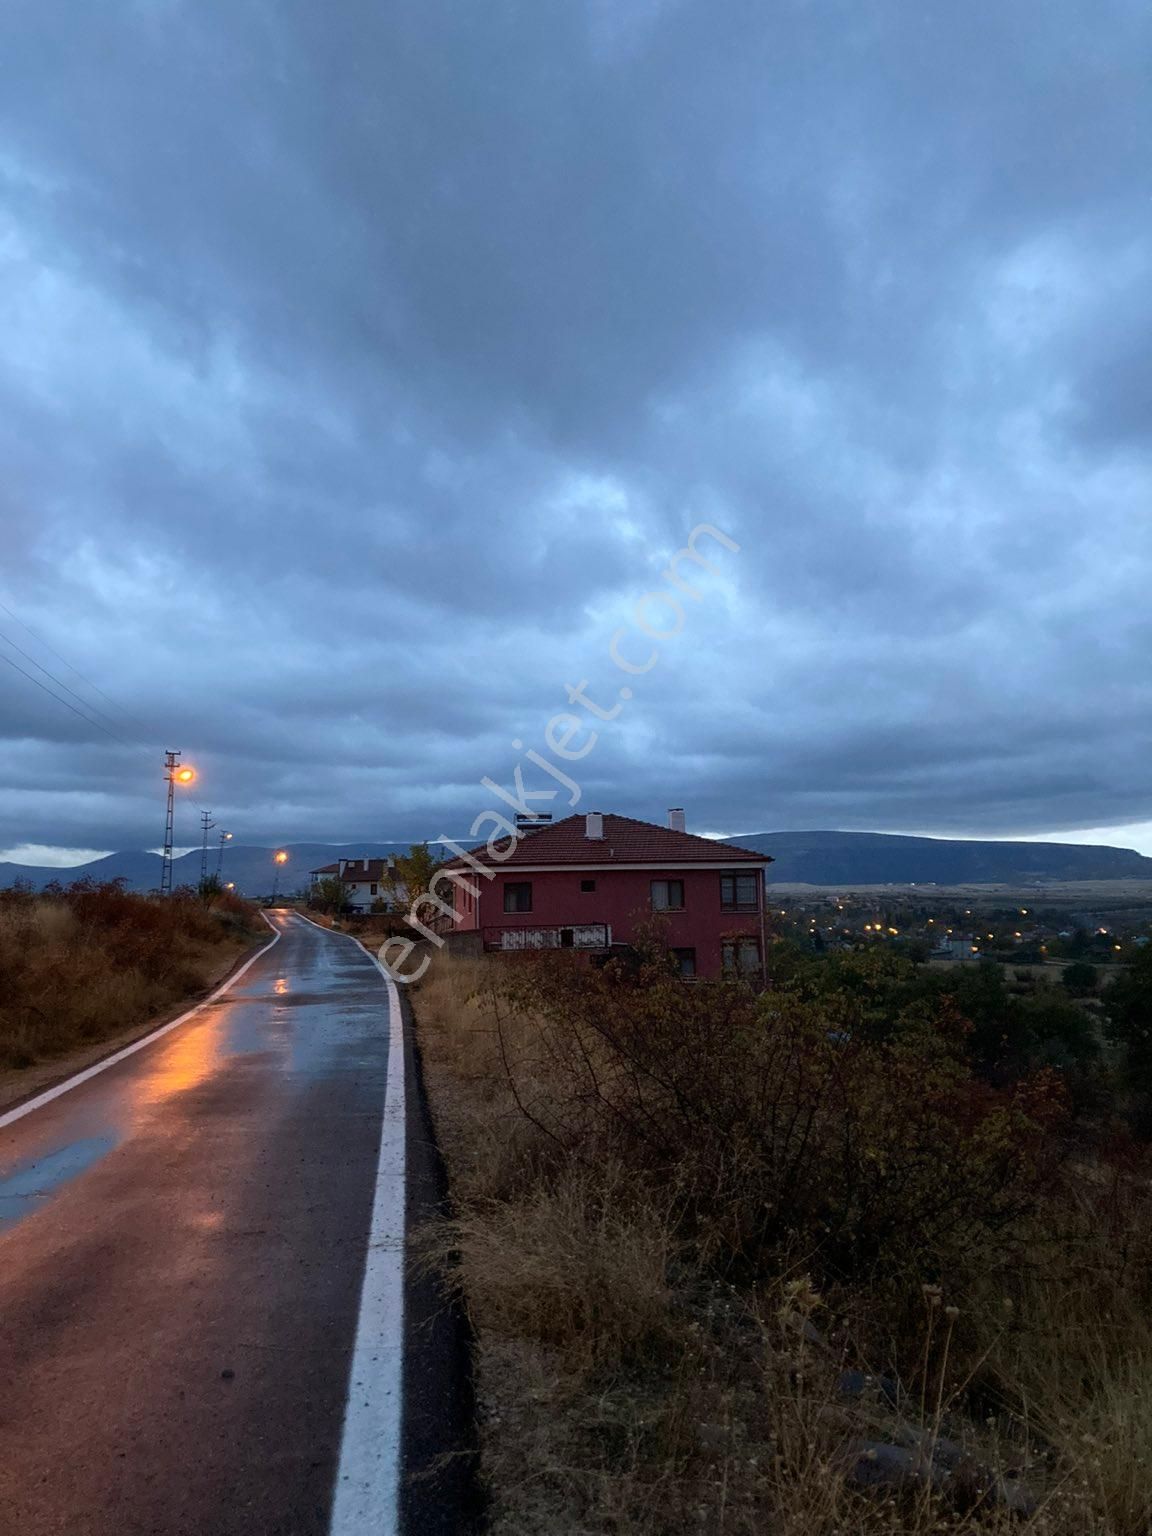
0, 842, 423, 896
722, 830, 1152, 885
6, 829, 1152, 896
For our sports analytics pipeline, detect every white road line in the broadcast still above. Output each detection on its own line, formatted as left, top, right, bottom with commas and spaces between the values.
0, 916, 282, 1132
320, 914, 408, 1536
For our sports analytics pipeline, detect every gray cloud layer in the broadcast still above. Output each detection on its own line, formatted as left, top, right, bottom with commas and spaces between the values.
1, 0, 1150, 854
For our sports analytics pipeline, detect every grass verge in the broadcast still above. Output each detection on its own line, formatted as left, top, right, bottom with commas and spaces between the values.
0, 880, 268, 1080
412, 950, 1152, 1536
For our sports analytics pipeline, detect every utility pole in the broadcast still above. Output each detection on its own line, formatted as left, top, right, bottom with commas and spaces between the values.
161, 751, 196, 896
199, 810, 217, 886
215, 830, 233, 882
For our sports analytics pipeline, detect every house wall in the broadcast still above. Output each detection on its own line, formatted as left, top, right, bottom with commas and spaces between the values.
449, 865, 764, 978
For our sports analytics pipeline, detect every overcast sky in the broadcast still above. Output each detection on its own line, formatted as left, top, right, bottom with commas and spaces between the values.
2, 0, 1151, 865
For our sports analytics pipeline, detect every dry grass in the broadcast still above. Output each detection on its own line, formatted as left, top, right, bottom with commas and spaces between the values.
412, 951, 1152, 1536
0, 883, 265, 1071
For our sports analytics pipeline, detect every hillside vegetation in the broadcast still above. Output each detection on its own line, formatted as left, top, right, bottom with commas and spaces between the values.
0, 880, 266, 1071
414, 937, 1152, 1535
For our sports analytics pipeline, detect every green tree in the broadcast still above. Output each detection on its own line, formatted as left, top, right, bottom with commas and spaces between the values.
1105, 946, 1152, 1130
389, 843, 438, 910
309, 875, 348, 915
1062, 961, 1099, 997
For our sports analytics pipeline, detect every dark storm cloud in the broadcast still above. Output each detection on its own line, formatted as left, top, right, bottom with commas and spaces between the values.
0, 0, 1150, 858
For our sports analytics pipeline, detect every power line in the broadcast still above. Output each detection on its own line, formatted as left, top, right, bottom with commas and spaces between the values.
0, 625, 152, 749
0, 598, 220, 854
0, 648, 138, 750
0, 603, 211, 808
0, 597, 158, 742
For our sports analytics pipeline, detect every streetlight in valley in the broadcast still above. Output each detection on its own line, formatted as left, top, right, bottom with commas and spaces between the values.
272, 849, 289, 904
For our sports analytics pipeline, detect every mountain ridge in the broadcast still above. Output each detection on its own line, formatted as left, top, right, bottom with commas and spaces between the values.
0, 842, 417, 895
721, 829, 1152, 885
4, 830, 1152, 892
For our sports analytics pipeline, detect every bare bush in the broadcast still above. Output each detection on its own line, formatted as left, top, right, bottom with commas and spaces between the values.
0, 880, 265, 1069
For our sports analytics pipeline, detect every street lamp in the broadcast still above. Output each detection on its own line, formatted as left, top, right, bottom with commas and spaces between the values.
215, 829, 233, 882
161, 751, 197, 896
272, 849, 289, 903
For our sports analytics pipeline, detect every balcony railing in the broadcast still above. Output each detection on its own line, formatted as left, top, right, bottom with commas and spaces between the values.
482, 923, 610, 953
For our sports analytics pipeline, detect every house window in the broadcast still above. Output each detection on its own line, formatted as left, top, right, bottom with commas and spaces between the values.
671, 947, 697, 978
503, 881, 533, 913
651, 879, 685, 911
720, 872, 760, 911
722, 938, 762, 978
370, 883, 378, 896
580, 879, 596, 892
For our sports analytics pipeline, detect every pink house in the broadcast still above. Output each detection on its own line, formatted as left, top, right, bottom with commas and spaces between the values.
442, 809, 772, 980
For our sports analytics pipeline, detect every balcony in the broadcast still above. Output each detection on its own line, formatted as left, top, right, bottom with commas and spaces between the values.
482, 923, 610, 953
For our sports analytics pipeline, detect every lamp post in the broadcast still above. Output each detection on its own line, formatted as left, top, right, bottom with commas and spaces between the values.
160, 751, 196, 896
199, 810, 217, 886
272, 849, 289, 903
215, 830, 233, 882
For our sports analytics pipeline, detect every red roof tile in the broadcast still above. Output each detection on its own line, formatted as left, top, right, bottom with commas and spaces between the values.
443, 814, 771, 870
309, 858, 393, 881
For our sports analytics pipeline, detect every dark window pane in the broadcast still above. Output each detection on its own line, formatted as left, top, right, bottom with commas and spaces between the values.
721, 871, 760, 910
671, 947, 696, 977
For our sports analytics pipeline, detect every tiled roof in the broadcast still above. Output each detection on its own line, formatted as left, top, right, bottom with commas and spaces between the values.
443, 814, 771, 870
309, 858, 392, 881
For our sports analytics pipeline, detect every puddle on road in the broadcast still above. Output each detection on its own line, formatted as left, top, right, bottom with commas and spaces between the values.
0, 1135, 119, 1232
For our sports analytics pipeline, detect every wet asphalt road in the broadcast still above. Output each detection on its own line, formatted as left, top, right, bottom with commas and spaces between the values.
0, 912, 398, 1536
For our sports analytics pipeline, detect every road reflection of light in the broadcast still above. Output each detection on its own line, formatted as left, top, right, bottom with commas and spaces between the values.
129, 1018, 223, 1117
273, 977, 289, 996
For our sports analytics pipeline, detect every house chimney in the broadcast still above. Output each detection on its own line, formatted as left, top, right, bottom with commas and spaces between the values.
668, 807, 686, 833
338, 859, 348, 876
585, 811, 604, 839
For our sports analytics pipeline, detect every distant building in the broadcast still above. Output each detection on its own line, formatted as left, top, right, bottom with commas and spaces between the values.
932, 936, 981, 961
440, 809, 771, 981
309, 857, 400, 915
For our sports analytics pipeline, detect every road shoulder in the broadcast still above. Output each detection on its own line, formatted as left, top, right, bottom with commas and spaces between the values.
0, 930, 274, 1117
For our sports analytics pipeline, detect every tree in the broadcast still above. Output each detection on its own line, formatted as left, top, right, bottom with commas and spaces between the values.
309, 875, 348, 915
1105, 946, 1152, 1131
1062, 961, 1099, 998
388, 843, 438, 910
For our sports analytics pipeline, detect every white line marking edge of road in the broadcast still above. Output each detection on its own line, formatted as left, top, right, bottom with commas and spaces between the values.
303, 912, 408, 1536
0, 913, 283, 1132
0, 904, 409, 1534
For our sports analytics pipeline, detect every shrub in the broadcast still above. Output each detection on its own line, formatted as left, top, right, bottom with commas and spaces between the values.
1062, 961, 1100, 997
0, 880, 264, 1069
490, 949, 1064, 1293
1105, 946, 1152, 1132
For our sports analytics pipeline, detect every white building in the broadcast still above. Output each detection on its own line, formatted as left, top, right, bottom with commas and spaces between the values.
309, 857, 404, 915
